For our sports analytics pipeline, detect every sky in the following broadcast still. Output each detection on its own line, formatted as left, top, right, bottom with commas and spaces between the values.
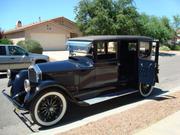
0, 0, 180, 31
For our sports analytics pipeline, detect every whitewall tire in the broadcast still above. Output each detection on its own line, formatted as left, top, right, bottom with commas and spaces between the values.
139, 83, 154, 97
30, 90, 67, 127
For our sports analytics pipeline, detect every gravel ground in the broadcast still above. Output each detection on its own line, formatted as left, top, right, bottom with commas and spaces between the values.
57, 91, 180, 135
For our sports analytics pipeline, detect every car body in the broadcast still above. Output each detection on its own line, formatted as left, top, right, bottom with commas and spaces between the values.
0, 44, 49, 71
2, 35, 159, 127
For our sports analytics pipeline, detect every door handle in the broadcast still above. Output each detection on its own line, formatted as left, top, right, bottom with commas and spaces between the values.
10, 58, 15, 60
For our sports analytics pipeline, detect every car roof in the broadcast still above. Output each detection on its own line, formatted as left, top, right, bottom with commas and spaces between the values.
0, 44, 15, 46
69, 35, 153, 42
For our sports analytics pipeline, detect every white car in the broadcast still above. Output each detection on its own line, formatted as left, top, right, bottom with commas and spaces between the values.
0, 44, 49, 71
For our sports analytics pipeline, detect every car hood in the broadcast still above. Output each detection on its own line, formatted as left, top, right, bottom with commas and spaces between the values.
37, 57, 94, 73
29, 53, 49, 59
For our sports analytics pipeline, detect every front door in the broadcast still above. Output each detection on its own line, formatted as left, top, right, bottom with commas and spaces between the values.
94, 41, 118, 88
7, 46, 31, 69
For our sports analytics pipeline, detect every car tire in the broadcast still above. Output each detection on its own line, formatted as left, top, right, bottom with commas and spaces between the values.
139, 83, 153, 97
30, 89, 67, 127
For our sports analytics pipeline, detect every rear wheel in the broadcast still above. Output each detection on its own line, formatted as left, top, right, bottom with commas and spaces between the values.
30, 90, 67, 127
139, 83, 153, 97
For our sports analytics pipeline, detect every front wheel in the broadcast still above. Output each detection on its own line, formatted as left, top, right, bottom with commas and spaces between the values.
139, 83, 154, 97
30, 90, 67, 127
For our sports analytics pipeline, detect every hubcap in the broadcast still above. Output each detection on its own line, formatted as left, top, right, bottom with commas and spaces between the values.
140, 83, 153, 97
142, 84, 151, 94
37, 95, 63, 122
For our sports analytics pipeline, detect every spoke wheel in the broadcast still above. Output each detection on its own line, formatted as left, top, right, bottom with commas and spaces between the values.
139, 83, 153, 97
30, 90, 67, 127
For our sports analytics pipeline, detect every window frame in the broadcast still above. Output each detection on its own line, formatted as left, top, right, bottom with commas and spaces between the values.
95, 41, 118, 62
138, 41, 152, 59
0, 46, 6, 55
8, 46, 27, 56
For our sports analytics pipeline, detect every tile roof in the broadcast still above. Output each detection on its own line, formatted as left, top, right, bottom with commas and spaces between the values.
4, 16, 76, 34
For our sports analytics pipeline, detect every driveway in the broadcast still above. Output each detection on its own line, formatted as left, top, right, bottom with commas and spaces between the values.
0, 51, 180, 135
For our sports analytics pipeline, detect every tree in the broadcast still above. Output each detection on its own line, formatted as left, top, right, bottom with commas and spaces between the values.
138, 14, 172, 43
173, 15, 180, 30
75, 0, 140, 35
0, 28, 4, 39
75, 0, 174, 43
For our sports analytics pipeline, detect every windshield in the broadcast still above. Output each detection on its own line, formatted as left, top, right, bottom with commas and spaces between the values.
67, 41, 92, 57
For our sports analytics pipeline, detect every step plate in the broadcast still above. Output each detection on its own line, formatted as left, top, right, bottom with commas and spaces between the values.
83, 89, 139, 105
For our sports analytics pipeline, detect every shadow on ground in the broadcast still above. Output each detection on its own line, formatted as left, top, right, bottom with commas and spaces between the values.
0, 73, 7, 79
159, 52, 176, 57
38, 87, 168, 131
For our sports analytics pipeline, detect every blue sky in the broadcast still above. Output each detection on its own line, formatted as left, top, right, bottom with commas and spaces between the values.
0, 0, 179, 31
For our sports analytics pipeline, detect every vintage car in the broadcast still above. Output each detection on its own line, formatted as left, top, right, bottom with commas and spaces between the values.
2, 35, 159, 127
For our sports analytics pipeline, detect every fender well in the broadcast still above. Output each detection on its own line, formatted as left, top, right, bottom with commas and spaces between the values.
11, 70, 28, 96
24, 80, 77, 107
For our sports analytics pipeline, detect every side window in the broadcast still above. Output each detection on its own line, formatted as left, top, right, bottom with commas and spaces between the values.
8, 46, 26, 55
97, 42, 105, 55
139, 42, 151, 58
128, 42, 137, 51
97, 42, 117, 61
108, 42, 117, 53
0, 46, 6, 55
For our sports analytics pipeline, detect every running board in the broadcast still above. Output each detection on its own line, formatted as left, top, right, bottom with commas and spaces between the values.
81, 89, 139, 105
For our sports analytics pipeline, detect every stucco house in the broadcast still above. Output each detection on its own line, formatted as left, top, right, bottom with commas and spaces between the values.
176, 29, 180, 44
4, 17, 82, 51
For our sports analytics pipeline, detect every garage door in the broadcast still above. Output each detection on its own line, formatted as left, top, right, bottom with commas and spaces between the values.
31, 33, 66, 51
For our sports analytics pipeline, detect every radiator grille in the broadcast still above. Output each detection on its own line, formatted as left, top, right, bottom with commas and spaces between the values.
28, 67, 37, 82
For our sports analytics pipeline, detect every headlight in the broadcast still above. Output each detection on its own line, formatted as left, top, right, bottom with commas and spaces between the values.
7, 69, 11, 79
24, 79, 31, 92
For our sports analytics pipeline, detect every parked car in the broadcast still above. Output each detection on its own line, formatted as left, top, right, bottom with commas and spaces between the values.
0, 44, 49, 71
2, 35, 159, 127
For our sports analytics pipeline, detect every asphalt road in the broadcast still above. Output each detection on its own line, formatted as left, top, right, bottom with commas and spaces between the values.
1, 52, 180, 135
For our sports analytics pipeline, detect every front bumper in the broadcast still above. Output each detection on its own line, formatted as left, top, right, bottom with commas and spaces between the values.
2, 89, 27, 110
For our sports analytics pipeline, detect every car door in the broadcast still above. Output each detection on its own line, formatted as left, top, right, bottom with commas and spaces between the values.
0, 46, 10, 70
94, 41, 118, 88
138, 41, 157, 85
7, 46, 31, 69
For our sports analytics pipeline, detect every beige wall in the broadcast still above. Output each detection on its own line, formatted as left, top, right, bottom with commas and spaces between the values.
30, 33, 67, 51
5, 20, 82, 51
5, 31, 25, 44
25, 22, 71, 51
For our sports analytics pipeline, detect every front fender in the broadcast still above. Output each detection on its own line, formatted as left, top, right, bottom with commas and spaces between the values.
10, 70, 28, 97
8, 69, 26, 87
24, 80, 77, 107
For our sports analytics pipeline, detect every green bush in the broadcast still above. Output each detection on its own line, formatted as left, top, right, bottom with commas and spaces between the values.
169, 45, 180, 51
0, 38, 13, 44
160, 45, 171, 51
17, 39, 43, 54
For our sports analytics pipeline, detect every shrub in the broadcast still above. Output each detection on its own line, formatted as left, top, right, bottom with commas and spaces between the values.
17, 39, 43, 54
0, 38, 13, 44
169, 45, 180, 51
159, 45, 171, 51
